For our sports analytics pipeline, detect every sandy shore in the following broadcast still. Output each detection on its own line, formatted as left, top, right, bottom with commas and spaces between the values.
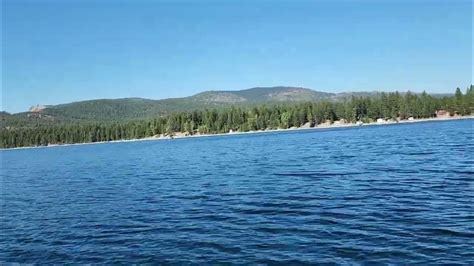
2, 115, 473, 151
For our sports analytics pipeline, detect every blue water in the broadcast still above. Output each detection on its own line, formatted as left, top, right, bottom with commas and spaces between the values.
1, 119, 473, 264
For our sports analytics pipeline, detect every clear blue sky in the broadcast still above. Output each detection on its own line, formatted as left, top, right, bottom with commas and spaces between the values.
2, 0, 472, 113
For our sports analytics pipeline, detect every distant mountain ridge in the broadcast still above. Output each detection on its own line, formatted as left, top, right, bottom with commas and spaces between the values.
2, 86, 451, 126
192, 87, 335, 103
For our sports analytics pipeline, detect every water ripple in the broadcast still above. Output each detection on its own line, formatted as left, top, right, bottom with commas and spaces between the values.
1, 119, 473, 264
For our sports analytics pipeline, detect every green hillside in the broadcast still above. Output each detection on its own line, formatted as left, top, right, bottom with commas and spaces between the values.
1, 86, 454, 128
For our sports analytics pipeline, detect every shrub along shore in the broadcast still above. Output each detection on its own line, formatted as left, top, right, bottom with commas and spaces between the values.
1, 87, 473, 149
2, 115, 473, 151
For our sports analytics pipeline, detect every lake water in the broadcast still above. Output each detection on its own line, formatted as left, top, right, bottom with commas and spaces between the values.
1, 119, 473, 264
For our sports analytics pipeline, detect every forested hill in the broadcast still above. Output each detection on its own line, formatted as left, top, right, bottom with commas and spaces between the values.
0, 86, 454, 127
1, 86, 473, 148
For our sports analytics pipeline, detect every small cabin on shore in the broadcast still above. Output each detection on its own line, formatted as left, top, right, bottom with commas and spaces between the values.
436, 110, 450, 118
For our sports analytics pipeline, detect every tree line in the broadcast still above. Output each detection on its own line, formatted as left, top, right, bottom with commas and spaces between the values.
1, 87, 473, 148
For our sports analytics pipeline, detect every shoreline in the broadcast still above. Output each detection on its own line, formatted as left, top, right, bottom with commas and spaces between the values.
2, 115, 473, 151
